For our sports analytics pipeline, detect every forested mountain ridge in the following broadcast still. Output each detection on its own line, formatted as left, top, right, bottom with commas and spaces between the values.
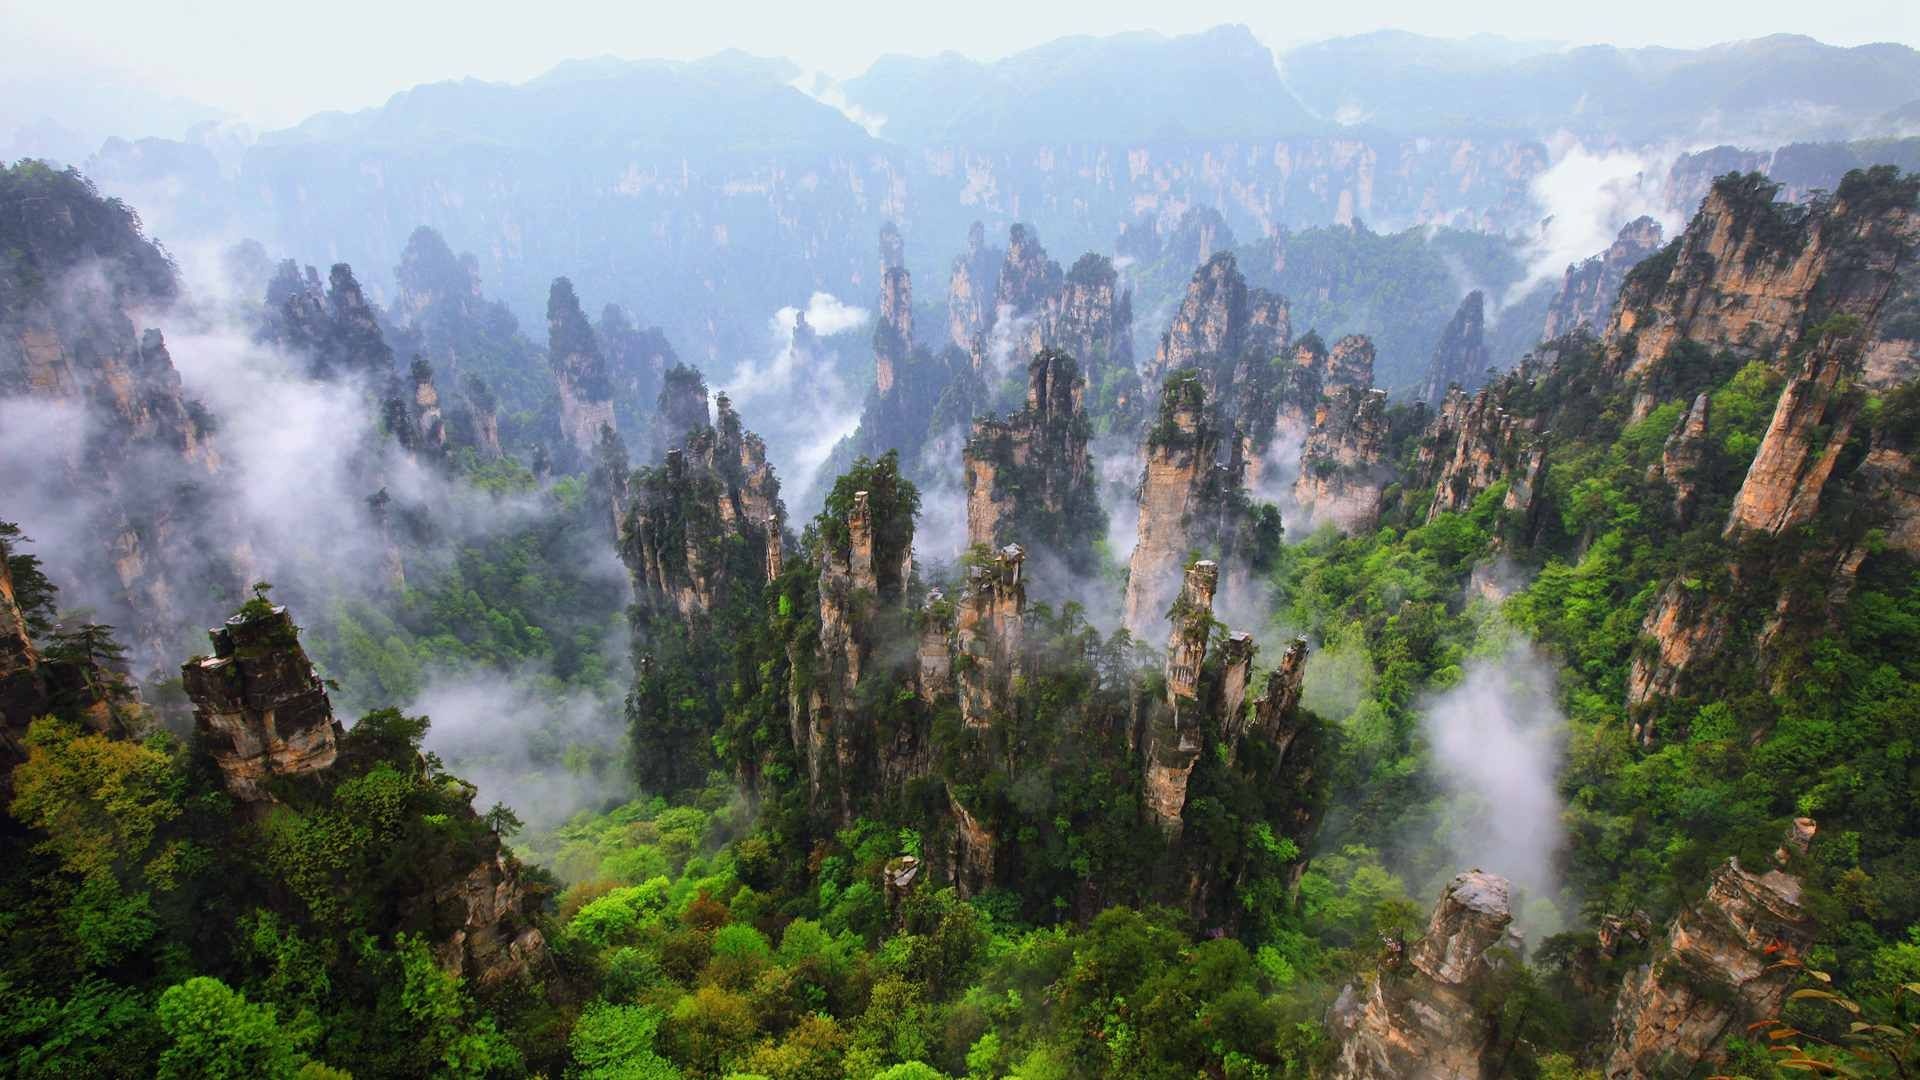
2, 138, 1919, 1080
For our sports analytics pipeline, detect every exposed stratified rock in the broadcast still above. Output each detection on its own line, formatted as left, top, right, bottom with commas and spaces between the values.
620, 394, 786, 624
874, 266, 913, 396
180, 605, 345, 802
1419, 376, 1547, 527
547, 276, 616, 463
947, 221, 1003, 357
962, 350, 1101, 569
1606, 170, 1919, 402
1, 169, 228, 664
1419, 291, 1491, 407
1725, 331, 1863, 541
1543, 217, 1664, 340
1649, 393, 1711, 523
1123, 376, 1222, 637
1605, 836, 1818, 1079
1330, 871, 1516, 1080
954, 545, 1026, 731
1146, 252, 1290, 394
994, 223, 1064, 322
1142, 561, 1218, 833
431, 851, 553, 988
1025, 253, 1133, 389
1321, 334, 1376, 397
266, 261, 396, 381
1293, 387, 1390, 533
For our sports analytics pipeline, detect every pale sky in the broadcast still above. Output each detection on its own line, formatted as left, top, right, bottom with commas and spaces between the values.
4, 0, 1916, 130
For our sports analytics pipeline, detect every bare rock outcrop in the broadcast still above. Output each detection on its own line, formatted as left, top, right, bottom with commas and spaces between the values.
994, 223, 1064, 322
1604, 828, 1819, 1079
1544, 217, 1664, 340
962, 350, 1101, 568
181, 605, 344, 802
1123, 376, 1223, 636
1419, 377, 1547, 527
1147, 252, 1289, 393
1648, 392, 1711, 523
1142, 562, 1218, 833
548, 276, 617, 463
1330, 871, 1517, 1080
1293, 387, 1390, 533
1025, 252, 1133, 388
1420, 291, 1492, 407
1606, 170, 1919, 403
621, 394, 786, 624
1724, 330, 1863, 540
947, 221, 1003, 357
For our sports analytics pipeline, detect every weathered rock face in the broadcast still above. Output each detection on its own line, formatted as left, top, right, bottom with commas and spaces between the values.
1606, 170, 1920, 397
0, 544, 45, 791
947, 221, 1003, 356
1725, 331, 1863, 541
875, 266, 914, 396
1147, 252, 1290, 394
962, 350, 1101, 568
954, 545, 1027, 731
1142, 562, 1218, 832
994, 223, 1064, 322
265, 260, 396, 381
1419, 373, 1547, 527
1420, 291, 1492, 407
547, 276, 617, 463
431, 850, 552, 988
1024, 253, 1133, 386
180, 605, 344, 802
1605, 837, 1818, 1079
621, 394, 786, 624
1544, 217, 1665, 341
1330, 871, 1517, 1080
1649, 392, 1711, 523
1, 168, 230, 666
1293, 387, 1390, 533
1123, 377, 1222, 637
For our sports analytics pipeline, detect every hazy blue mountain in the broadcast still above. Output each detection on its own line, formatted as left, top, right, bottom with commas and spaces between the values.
842, 24, 1319, 144
1281, 32, 1920, 139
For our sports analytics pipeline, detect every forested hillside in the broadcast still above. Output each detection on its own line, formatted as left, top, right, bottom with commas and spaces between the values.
2, 141, 1918, 1080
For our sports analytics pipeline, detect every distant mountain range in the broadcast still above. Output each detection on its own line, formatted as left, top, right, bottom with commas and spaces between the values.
25, 25, 1920, 384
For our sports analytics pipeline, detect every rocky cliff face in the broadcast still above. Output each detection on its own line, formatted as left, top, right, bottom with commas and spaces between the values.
621, 394, 786, 624
1024, 252, 1133, 392
1419, 291, 1491, 407
961, 350, 1101, 569
1142, 561, 1219, 832
180, 605, 344, 802
1543, 217, 1664, 341
1330, 871, 1518, 1080
1123, 376, 1229, 637
1606, 169, 1919, 403
1724, 331, 1863, 540
875, 266, 914, 396
1147, 252, 1289, 394
1648, 392, 1712, 523
179, 601, 549, 986
1418, 372, 1548, 527
994, 223, 1063, 323
547, 276, 618, 464
1, 163, 231, 666
1605, 826, 1819, 1079
264, 260, 396, 381
947, 221, 1003, 359
1293, 387, 1390, 533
